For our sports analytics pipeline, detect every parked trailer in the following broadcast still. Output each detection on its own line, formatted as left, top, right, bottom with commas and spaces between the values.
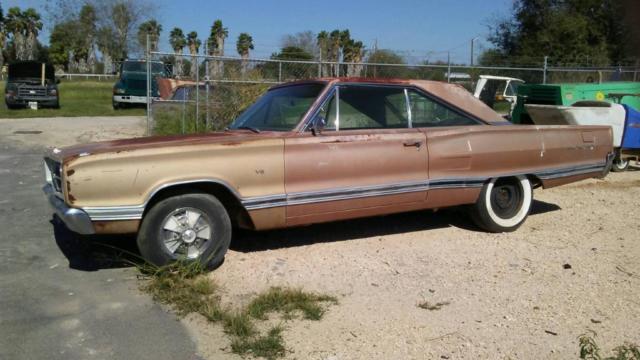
512, 82, 640, 124
527, 100, 640, 171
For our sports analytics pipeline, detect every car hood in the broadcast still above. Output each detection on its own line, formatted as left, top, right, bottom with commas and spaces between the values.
51, 131, 278, 163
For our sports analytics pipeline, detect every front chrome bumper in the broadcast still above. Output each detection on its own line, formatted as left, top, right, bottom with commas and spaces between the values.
43, 184, 95, 235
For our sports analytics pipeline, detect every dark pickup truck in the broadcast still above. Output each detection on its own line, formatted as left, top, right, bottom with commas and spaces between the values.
5, 61, 60, 109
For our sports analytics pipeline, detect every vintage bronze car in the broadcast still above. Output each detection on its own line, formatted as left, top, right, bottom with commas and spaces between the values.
44, 78, 614, 268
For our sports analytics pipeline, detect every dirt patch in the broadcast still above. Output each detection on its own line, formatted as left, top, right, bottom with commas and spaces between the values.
185, 170, 640, 359
0, 116, 146, 149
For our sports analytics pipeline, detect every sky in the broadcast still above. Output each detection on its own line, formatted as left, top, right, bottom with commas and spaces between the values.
6, 0, 513, 64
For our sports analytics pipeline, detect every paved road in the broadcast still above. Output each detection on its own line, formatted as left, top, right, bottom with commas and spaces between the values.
0, 120, 198, 360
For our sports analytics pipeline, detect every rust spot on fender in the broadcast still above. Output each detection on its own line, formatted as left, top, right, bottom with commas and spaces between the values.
93, 220, 140, 234
66, 169, 75, 176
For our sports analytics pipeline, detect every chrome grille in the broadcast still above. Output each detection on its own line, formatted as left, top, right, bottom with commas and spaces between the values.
18, 86, 47, 97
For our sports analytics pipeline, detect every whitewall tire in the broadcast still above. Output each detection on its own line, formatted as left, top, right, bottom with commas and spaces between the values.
470, 176, 532, 233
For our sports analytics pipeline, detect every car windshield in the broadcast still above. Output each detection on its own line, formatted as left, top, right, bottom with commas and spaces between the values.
123, 61, 165, 74
228, 83, 325, 132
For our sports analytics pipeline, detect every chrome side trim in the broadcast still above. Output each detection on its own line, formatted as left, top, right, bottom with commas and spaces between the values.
75, 160, 609, 218
241, 178, 484, 210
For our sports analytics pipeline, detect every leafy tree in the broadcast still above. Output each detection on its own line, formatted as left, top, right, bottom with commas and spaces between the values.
365, 49, 408, 78
78, 4, 97, 71
487, 0, 635, 66
281, 30, 317, 58
49, 20, 79, 70
266, 46, 313, 81
96, 26, 117, 73
0, 4, 5, 70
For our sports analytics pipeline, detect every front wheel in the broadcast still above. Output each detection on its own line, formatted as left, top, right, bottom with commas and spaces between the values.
469, 176, 533, 233
137, 193, 232, 269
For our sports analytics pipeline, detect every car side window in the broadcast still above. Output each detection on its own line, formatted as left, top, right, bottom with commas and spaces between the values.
317, 85, 409, 131
408, 90, 479, 127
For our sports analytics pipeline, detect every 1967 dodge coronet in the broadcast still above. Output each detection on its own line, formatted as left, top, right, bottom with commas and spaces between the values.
44, 78, 615, 268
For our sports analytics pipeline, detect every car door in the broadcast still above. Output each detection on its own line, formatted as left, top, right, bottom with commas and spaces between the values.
284, 84, 428, 225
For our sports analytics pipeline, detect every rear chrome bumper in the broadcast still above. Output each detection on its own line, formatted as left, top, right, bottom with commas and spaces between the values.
43, 184, 95, 235
602, 151, 616, 178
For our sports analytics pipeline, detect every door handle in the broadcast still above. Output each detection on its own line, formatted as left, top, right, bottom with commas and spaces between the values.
403, 140, 423, 148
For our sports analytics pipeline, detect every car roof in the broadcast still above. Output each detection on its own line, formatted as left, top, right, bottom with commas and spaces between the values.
273, 77, 508, 124
479, 75, 525, 82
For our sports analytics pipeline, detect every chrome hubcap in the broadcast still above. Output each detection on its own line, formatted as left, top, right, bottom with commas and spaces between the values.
161, 208, 212, 259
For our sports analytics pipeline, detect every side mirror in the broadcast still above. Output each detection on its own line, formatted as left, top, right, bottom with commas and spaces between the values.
310, 115, 326, 136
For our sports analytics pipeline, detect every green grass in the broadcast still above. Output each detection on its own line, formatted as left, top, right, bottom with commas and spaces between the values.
0, 80, 145, 118
140, 261, 337, 359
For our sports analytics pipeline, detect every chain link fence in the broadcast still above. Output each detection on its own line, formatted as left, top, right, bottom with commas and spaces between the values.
146, 50, 640, 135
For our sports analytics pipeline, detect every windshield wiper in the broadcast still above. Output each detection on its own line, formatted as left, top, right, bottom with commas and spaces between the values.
236, 126, 261, 133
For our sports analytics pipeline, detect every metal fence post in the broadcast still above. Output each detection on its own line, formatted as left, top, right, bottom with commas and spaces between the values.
146, 34, 151, 136
195, 54, 199, 132
447, 51, 451, 83
543, 56, 548, 84
205, 44, 210, 130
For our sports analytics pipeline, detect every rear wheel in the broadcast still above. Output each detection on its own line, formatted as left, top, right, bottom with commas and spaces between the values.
610, 155, 629, 172
137, 193, 232, 269
469, 176, 532, 233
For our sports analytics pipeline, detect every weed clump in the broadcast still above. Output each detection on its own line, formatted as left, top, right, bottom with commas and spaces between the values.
139, 261, 337, 359
418, 301, 450, 311
579, 330, 640, 360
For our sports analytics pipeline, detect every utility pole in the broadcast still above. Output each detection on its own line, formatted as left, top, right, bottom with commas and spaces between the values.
470, 37, 479, 67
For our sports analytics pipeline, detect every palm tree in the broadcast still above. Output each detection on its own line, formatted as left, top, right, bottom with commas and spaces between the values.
207, 20, 228, 78
187, 31, 201, 78
23, 8, 42, 61
236, 32, 253, 76
6, 7, 42, 61
343, 39, 365, 77
317, 31, 329, 76
329, 30, 341, 76
169, 27, 186, 77
138, 19, 162, 52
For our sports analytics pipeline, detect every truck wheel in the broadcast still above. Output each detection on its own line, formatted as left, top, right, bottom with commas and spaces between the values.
469, 176, 532, 233
137, 193, 232, 269
112, 101, 120, 110
610, 155, 629, 172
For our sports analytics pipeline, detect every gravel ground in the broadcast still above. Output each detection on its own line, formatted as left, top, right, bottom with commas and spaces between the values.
189, 170, 640, 360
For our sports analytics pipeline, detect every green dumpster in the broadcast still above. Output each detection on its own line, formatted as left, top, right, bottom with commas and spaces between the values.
512, 82, 640, 124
